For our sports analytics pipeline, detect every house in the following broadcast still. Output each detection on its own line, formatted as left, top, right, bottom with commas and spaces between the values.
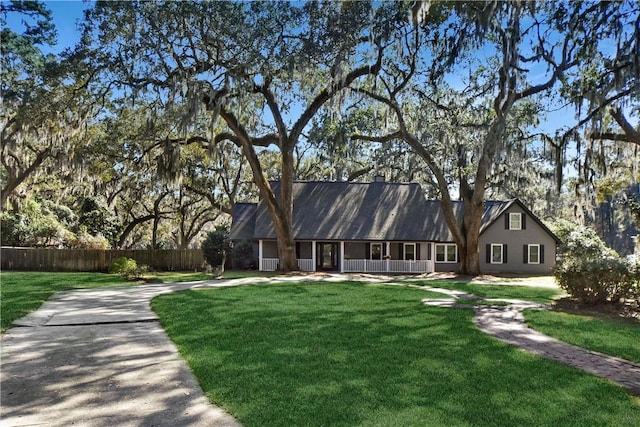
230, 181, 560, 274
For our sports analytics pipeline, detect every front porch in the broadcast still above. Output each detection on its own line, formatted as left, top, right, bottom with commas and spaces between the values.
258, 240, 434, 274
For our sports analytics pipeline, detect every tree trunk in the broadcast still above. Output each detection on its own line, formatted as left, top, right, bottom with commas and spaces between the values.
458, 198, 483, 275
229, 125, 299, 272
275, 146, 298, 272
152, 217, 160, 249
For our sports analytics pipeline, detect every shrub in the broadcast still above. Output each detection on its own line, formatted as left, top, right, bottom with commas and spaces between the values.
554, 257, 636, 305
551, 220, 640, 309
202, 226, 231, 275
110, 257, 149, 280
231, 239, 256, 269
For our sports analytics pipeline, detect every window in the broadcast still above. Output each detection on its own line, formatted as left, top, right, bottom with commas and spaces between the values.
370, 243, 382, 260
528, 244, 540, 264
404, 243, 415, 261
435, 244, 457, 263
509, 213, 522, 230
491, 244, 503, 264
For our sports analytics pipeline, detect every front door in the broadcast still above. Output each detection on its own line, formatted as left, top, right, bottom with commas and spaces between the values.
317, 242, 339, 271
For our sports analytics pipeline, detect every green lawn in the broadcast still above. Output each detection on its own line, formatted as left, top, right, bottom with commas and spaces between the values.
410, 280, 562, 303
524, 309, 640, 364
0, 270, 266, 332
152, 282, 640, 427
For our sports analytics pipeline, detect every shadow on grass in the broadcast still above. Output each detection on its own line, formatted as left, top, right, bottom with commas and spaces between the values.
153, 283, 640, 427
410, 280, 561, 303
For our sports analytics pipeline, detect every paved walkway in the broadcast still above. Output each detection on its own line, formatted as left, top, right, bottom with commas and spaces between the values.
420, 286, 640, 396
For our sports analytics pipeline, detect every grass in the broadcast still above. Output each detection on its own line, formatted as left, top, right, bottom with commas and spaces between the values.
411, 280, 561, 303
0, 270, 267, 332
152, 282, 640, 426
144, 269, 275, 283
524, 310, 640, 364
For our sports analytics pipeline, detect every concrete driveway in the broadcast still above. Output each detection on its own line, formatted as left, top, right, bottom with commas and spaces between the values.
0, 281, 244, 427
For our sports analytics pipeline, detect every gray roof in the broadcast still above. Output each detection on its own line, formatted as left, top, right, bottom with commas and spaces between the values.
231, 181, 558, 242
229, 203, 257, 240
255, 181, 436, 241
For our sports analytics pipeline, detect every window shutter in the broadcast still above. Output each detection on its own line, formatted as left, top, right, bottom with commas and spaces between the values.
366, 243, 371, 258
399, 244, 404, 259
296, 242, 300, 259
540, 245, 545, 264
427, 244, 432, 260
383, 244, 387, 257
416, 244, 421, 260
486, 244, 491, 263
504, 244, 508, 263
522, 214, 527, 230
505, 214, 510, 229
523, 245, 528, 264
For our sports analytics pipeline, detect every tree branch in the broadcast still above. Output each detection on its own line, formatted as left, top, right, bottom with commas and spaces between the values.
609, 107, 640, 145
289, 43, 384, 146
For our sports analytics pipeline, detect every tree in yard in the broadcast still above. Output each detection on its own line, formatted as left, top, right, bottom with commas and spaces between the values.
1, 1, 93, 211
354, 1, 631, 275
78, 1, 399, 271
554, 0, 640, 254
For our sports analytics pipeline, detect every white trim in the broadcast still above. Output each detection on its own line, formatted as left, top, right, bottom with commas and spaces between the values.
528, 244, 541, 264
339, 241, 345, 273
311, 240, 316, 271
509, 213, 522, 230
258, 240, 263, 271
490, 244, 504, 264
435, 243, 457, 263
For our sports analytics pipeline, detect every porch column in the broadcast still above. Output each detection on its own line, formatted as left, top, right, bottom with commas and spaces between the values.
258, 240, 263, 271
431, 242, 435, 272
386, 241, 390, 272
311, 240, 316, 272
339, 241, 345, 273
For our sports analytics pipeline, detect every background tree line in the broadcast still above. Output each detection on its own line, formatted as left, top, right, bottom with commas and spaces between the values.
1, 0, 638, 274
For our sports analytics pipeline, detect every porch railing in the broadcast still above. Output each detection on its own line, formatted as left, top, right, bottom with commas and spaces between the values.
261, 258, 279, 271
343, 259, 433, 273
261, 258, 433, 273
260, 258, 314, 272
297, 258, 314, 272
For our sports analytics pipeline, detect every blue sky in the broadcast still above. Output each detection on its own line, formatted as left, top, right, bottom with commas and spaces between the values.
46, 0, 88, 52
7, 0, 90, 53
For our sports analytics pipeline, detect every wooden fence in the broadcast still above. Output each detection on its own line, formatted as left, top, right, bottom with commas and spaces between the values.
1, 247, 204, 272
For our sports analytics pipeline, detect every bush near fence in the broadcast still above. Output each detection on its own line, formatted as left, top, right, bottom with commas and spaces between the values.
0, 247, 204, 272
